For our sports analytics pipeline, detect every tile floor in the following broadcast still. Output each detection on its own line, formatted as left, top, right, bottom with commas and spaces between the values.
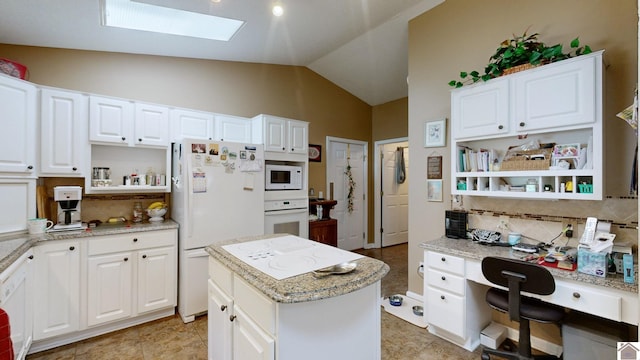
27, 243, 484, 359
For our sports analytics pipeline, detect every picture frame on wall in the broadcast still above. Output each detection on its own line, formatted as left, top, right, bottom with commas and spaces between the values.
308, 144, 322, 162
427, 179, 443, 202
424, 119, 446, 147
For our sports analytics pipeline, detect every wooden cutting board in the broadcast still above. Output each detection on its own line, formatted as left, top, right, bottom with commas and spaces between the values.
36, 185, 47, 219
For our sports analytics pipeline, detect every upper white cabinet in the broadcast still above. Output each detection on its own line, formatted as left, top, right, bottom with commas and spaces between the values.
0, 74, 37, 176
452, 77, 510, 139
214, 114, 252, 143
170, 108, 215, 142
252, 114, 308, 159
39, 87, 88, 177
451, 51, 603, 200
134, 102, 170, 147
89, 95, 133, 145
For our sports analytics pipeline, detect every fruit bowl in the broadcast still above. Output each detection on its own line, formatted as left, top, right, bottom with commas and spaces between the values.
146, 207, 167, 222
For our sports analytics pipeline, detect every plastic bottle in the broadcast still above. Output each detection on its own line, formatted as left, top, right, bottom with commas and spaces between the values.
133, 202, 144, 223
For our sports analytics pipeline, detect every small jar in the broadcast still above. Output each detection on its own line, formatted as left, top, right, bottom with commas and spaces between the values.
525, 178, 538, 192
132, 202, 144, 223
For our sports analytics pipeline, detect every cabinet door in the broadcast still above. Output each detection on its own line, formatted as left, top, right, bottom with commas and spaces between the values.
0, 178, 35, 233
170, 108, 214, 142
137, 246, 176, 314
40, 88, 87, 176
208, 279, 233, 360
233, 306, 275, 360
514, 55, 596, 132
309, 219, 337, 247
263, 117, 286, 152
134, 102, 170, 147
288, 120, 308, 154
452, 77, 509, 139
425, 286, 465, 337
0, 251, 33, 360
33, 241, 80, 340
0, 75, 37, 174
87, 252, 133, 326
89, 95, 133, 145
215, 114, 251, 143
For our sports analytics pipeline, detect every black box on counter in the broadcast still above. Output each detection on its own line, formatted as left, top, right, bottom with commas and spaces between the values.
445, 210, 468, 239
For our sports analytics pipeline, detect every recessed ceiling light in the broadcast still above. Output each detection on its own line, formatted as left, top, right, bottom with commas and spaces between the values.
101, 0, 244, 41
272, 4, 284, 17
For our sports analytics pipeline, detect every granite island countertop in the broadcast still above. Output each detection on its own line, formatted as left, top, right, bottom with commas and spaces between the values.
206, 234, 390, 304
421, 236, 638, 293
0, 220, 179, 274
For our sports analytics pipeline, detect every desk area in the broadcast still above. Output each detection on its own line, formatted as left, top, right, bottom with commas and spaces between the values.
420, 237, 638, 352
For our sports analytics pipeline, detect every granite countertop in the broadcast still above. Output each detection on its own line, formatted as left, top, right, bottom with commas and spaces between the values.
206, 234, 390, 304
421, 236, 638, 293
0, 220, 179, 275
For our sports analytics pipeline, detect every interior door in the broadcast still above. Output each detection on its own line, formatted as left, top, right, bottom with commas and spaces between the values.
327, 140, 366, 251
381, 142, 409, 247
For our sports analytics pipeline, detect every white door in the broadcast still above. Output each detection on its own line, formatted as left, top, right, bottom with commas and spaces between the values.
327, 139, 367, 251
380, 142, 409, 247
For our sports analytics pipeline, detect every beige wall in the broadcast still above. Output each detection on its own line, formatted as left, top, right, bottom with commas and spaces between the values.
372, 97, 408, 142
408, 0, 638, 345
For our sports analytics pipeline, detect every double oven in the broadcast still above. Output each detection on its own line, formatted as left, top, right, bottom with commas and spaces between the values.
263, 160, 309, 239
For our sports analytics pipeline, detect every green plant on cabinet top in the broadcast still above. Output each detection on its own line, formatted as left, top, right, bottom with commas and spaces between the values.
448, 30, 592, 88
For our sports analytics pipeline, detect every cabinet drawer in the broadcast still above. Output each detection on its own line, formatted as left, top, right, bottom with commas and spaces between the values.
426, 286, 465, 337
233, 275, 275, 335
426, 268, 465, 296
545, 281, 622, 322
209, 257, 233, 296
88, 230, 175, 255
426, 251, 465, 276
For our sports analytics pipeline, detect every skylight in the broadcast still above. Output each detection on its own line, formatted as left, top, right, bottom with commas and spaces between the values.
100, 0, 244, 41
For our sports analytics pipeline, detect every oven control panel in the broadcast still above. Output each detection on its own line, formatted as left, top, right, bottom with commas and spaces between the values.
264, 198, 308, 211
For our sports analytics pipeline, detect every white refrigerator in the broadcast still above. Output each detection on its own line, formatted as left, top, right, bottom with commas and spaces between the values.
171, 139, 264, 322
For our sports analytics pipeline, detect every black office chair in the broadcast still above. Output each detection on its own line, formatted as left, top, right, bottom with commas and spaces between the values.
481, 256, 564, 360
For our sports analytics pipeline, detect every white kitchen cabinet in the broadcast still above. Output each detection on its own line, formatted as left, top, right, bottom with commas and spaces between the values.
208, 279, 234, 360
0, 74, 37, 176
452, 77, 510, 139
252, 114, 308, 159
33, 240, 81, 341
134, 102, 170, 147
170, 108, 215, 142
89, 95, 133, 145
215, 114, 252, 143
87, 251, 134, 326
0, 178, 35, 234
424, 250, 490, 351
451, 51, 603, 200
39, 87, 88, 176
233, 306, 275, 360
0, 249, 33, 360
86, 230, 177, 327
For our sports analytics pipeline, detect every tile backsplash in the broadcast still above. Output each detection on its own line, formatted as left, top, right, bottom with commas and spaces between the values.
453, 196, 638, 249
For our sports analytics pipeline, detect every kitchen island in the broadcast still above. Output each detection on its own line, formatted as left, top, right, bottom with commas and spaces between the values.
206, 234, 389, 360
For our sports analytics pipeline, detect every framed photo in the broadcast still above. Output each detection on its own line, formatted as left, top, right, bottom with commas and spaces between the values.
424, 119, 446, 147
308, 144, 322, 162
427, 156, 442, 179
427, 179, 443, 202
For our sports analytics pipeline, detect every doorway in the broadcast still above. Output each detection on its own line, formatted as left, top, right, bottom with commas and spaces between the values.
326, 137, 368, 251
374, 138, 409, 248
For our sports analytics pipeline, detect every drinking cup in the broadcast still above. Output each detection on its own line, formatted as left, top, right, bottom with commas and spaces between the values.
28, 218, 54, 234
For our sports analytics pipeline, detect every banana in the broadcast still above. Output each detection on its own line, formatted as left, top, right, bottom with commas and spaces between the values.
148, 201, 166, 210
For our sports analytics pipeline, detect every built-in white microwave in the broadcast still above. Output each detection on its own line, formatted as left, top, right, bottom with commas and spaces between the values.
265, 164, 303, 190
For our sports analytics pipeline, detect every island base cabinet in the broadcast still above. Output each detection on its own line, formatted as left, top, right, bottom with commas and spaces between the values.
208, 279, 233, 360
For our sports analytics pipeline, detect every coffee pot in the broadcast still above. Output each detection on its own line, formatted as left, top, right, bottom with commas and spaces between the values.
52, 186, 84, 231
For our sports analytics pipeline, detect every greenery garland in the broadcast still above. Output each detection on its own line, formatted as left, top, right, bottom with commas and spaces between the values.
345, 159, 355, 214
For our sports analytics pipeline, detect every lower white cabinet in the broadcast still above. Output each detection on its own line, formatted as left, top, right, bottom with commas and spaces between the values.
424, 250, 490, 351
33, 240, 81, 341
87, 230, 177, 327
0, 249, 33, 360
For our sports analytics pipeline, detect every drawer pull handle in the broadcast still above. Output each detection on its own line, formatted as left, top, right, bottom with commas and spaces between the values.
28, 255, 34, 260
519, 122, 526, 127
138, 138, 142, 142
122, 137, 126, 141
72, 167, 77, 171
441, 257, 446, 262
69, 246, 75, 251
27, 165, 33, 170
124, 257, 129, 262
220, 305, 227, 311
572, 292, 581, 299
142, 255, 147, 259
229, 315, 236, 322
440, 295, 445, 300
133, 238, 138, 242
498, 125, 503, 130
441, 276, 446, 281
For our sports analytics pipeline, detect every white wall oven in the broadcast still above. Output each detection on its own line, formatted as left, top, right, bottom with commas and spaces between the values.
264, 198, 308, 239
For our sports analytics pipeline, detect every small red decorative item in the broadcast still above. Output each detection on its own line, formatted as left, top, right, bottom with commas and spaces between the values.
0, 308, 14, 360
0, 58, 28, 79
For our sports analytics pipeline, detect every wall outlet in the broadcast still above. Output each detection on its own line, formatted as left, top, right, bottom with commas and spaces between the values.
497, 216, 510, 231
563, 221, 576, 238
418, 262, 424, 274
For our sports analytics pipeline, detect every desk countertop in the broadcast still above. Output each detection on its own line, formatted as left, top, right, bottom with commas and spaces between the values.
421, 236, 637, 294
206, 234, 389, 304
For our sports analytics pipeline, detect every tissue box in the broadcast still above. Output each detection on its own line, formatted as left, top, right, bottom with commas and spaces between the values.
577, 248, 607, 277
480, 322, 507, 349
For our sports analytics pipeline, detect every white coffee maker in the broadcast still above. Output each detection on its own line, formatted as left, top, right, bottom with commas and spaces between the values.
52, 186, 84, 231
